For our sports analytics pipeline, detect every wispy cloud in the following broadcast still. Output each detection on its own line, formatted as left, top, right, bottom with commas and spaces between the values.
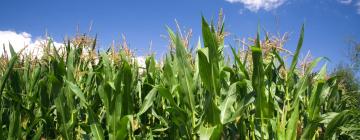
356, 1, 360, 14
225, 0, 286, 12
0, 30, 62, 57
337, 0, 360, 15
338, 0, 352, 5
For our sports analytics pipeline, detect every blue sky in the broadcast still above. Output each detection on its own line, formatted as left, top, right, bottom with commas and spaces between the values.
0, 0, 360, 70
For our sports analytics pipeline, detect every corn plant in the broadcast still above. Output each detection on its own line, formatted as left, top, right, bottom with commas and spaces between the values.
0, 14, 359, 140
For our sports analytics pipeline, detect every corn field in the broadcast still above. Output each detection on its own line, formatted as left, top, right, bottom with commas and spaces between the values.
0, 16, 359, 140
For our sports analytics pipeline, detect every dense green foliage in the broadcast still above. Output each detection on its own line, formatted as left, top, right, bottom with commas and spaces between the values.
0, 16, 359, 139
331, 40, 360, 110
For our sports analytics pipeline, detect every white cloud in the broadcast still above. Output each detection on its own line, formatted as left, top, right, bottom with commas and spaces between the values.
0, 31, 32, 56
338, 0, 352, 5
132, 56, 146, 74
0, 30, 62, 57
357, 1, 360, 14
339, 0, 360, 15
225, 0, 286, 12
135, 56, 146, 68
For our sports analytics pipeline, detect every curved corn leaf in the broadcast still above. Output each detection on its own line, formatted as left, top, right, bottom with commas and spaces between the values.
137, 87, 157, 116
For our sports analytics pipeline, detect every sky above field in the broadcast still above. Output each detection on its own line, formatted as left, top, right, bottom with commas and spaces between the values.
1, 0, 360, 70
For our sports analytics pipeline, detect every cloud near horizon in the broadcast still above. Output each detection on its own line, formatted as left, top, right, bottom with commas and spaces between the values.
0, 30, 63, 57
0, 30, 147, 69
225, 0, 286, 12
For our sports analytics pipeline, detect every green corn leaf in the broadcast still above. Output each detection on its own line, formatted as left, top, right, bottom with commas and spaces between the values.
324, 110, 354, 139
137, 87, 157, 116
7, 106, 21, 140
156, 86, 177, 106
286, 99, 300, 140
227, 93, 255, 124
220, 82, 238, 124
0, 44, 18, 95
199, 125, 222, 140
31, 125, 43, 140
204, 95, 221, 126
230, 46, 249, 79
288, 24, 304, 86
88, 109, 105, 140
198, 48, 213, 91
172, 33, 196, 127
201, 16, 220, 95
66, 48, 75, 82
121, 61, 134, 115
115, 115, 133, 140
55, 94, 73, 140
300, 122, 320, 140
252, 28, 274, 138
65, 80, 89, 106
